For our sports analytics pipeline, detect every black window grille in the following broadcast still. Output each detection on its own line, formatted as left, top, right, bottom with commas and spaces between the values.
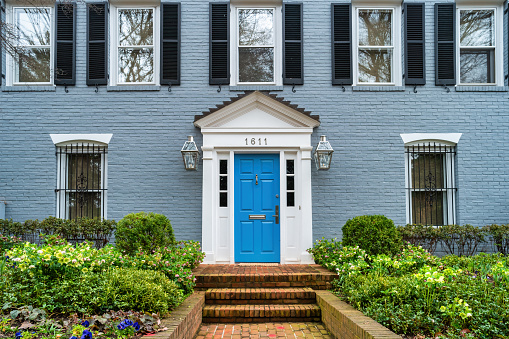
56, 144, 107, 220
406, 143, 457, 225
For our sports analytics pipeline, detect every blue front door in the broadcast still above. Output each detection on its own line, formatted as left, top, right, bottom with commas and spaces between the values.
234, 154, 280, 263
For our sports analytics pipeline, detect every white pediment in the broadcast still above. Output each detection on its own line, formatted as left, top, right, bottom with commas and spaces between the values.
194, 91, 320, 129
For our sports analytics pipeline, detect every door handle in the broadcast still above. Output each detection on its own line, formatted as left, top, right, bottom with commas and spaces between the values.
272, 205, 279, 224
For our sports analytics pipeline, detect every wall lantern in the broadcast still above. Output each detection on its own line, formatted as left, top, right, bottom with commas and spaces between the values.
181, 135, 200, 170
313, 135, 334, 170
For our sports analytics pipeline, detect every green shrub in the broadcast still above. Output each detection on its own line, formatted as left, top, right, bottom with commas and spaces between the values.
102, 268, 183, 314
437, 224, 487, 256
115, 212, 175, 255
342, 215, 401, 256
397, 224, 439, 255
484, 224, 509, 255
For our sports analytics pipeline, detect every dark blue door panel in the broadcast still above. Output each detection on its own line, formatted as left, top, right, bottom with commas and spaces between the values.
234, 154, 280, 262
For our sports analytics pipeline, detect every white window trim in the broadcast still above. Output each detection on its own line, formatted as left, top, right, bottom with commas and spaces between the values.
6, 5, 54, 86
229, 4, 283, 86
401, 134, 461, 226
352, 4, 402, 86
109, 5, 160, 86
456, 4, 504, 86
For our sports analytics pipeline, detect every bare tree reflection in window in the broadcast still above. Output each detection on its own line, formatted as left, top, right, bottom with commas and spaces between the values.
238, 9, 274, 83
118, 9, 154, 83
358, 9, 392, 83
460, 10, 495, 84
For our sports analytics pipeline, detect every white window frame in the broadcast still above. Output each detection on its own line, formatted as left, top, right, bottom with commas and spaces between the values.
109, 5, 160, 86
352, 4, 402, 86
401, 133, 462, 226
456, 4, 503, 86
230, 4, 283, 86
6, 5, 54, 86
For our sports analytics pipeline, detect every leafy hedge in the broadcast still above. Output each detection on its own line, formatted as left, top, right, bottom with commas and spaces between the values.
398, 224, 509, 256
0, 217, 116, 248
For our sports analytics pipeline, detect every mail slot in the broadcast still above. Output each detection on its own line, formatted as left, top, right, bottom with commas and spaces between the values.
249, 215, 266, 220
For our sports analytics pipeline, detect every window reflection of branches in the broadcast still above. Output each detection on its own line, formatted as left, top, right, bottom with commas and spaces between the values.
14, 7, 51, 83
238, 9, 274, 83
358, 9, 393, 84
118, 9, 154, 83
460, 10, 495, 84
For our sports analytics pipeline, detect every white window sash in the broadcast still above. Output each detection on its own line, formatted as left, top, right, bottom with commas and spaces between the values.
456, 5, 503, 86
110, 6, 159, 86
230, 5, 282, 86
7, 6, 54, 86
352, 5, 401, 86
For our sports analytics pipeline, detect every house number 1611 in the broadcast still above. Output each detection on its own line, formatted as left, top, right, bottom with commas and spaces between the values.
245, 138, 268, 146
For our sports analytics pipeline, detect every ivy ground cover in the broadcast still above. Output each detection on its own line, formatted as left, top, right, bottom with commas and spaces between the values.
309, 239, 509, 338
0, 237, 205, 339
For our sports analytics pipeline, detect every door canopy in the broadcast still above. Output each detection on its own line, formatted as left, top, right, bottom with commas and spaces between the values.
194, 91, 320, 130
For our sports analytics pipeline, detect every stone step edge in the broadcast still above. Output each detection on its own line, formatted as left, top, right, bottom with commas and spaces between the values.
205, 287, 316, 300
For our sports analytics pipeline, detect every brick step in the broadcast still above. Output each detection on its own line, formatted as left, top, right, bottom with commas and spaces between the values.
205, 288, 316, 305
202, 304, 321, 323
193, 265, 335, 290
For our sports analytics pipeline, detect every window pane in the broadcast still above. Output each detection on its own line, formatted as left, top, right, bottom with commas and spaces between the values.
220, 192, 228, 207
220, 160, 228, 174
68, 192, 101, 220
287, 192, 295, 207
220, 176, 228, 191
460, 10, 494, 47
286, 160, 294, 175
119, 9, 154, 46
17, 48, 50, 82
118, 48, 154, 83
460, 49, 494, 84
412, 191, 444, 225
358, 9, 392, 47
68, 154, 102, 190
15, 8, 51, 46
358, 49, 392, 83
239, 9, 274, 46
411, 153, 444, 190
287, 176, 294, 191
239, 47, 274, 82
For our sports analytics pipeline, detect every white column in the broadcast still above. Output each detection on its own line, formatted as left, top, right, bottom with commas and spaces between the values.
300, 146, 314, 264
201, 145, 215, 264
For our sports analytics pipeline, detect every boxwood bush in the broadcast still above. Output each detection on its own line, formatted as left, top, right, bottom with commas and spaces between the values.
115, 212, 175, 255
342, 215, 402, 256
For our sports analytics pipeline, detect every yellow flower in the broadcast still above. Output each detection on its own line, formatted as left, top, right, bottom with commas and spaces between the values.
82, 267, 89, 273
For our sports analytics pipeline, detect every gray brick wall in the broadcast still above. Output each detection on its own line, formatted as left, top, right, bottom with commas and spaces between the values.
1, 0, 508, 242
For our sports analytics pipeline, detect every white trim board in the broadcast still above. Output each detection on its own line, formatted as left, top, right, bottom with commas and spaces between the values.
50, 134, 113, 146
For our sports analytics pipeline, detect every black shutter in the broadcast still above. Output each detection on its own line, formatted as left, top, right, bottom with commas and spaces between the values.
55, 2, 76, 86
435, 3, 455, 86
405, 3, 426, 85
210, 2, 229, 85
161, 3, 180, 85
283, 3, 303, 85
332, 4, 352, 85
87, 2, 108, 86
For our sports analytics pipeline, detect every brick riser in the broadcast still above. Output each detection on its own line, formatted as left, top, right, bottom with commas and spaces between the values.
195, 275, 333, 290
205, 288, 316, 305
202, 304, 321, 323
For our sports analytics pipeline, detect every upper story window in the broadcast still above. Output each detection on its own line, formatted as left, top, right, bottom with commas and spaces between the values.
230, 4, 282, 86
8, 6, 53, 85
110, 5, 159, 85
458, 8, 498, 85
353, 4, 401, 86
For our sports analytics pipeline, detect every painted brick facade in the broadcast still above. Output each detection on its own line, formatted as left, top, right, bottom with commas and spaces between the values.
1, 0, 508, 243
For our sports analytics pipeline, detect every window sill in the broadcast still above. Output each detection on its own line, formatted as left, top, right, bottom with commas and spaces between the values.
107, 85, 161, 92
229, 86, 284, 92
352, 86, 405, 92
455, 86, 508, 92
2, 85, 56, 92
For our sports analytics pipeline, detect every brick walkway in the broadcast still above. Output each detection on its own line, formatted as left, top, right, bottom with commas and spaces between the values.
194, 323, 333, 338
